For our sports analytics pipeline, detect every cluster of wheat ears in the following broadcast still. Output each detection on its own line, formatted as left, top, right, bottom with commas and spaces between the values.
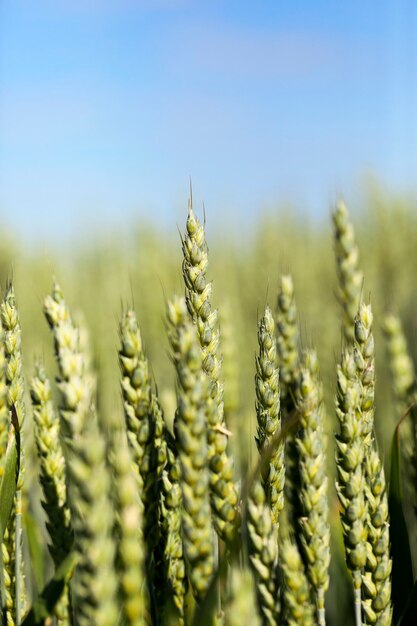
0, 200, 416, 626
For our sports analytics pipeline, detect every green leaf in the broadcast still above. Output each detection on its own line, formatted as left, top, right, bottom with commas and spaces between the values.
389, 417, 414, 624
0, 406, 21, 540
21, 551, 77, 626
24, 511, 46, 595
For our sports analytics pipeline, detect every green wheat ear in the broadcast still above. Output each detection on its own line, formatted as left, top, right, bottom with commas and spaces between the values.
383, 313, 417, 509
280, 535, 315, 626
353, 303, 375, 445
30, 363, 73, 624
275, 274, 300, 416
336, 301, 390, 626
118, 307, 166, 612
107, 413, 147, 626
335, 347, 368, 620
296, 350, 330, 626
167, 296, 215, 601
332, 200, 364, 343
383, 314, 416, 410
0, 323, 13, 622
361, 445, 392, 626
182, 202, 239, 545
44, 282, 118, 626
31, 364, 72, 563
1, 284, 27, 624
159, 430, 188, 623
275, 275, 301, 532
255, 306, 285, 526
246, 480, 279, 626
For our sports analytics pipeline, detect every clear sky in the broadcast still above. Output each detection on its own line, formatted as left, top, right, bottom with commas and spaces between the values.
1, 1, 416, 242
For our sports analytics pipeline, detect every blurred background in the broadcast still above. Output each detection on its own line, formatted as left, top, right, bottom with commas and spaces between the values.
1, 0, 417, 443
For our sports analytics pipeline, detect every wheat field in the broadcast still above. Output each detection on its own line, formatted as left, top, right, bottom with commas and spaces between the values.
0, 189, 416, 626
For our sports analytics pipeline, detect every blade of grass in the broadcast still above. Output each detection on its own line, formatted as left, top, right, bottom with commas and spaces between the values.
24, 511, 46, 595
0, 406, 20, 540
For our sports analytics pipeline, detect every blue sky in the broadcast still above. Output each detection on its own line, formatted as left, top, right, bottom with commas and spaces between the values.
0, 0, 416, 242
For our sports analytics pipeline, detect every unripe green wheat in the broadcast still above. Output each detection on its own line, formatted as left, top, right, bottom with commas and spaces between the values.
167, 296, 215, 600
280, 536, 315, 626
255, 306, 285, 526
353, 303, 375, 442
118, 310, 161, 540
159, 431, 188, 623
1, 285, 26, 625
332, 200, 364, 343
383, 314, 416, 409
182, 204, 239, 544
44, 283, 118, 626
118, 309, 153, 494
336, 302, 379, 626
296, 351, 330, 625
107, 415, 147, 626
30, 363, 73, 624
2, 526, 16, 626
30, 364, 72, 564
275, 275, 301, 533
361, 446, 392, 626
0, 324, 14, 625
73, 310, 97, 399
383, 314, 417, 508
335, 347, 369, 618
275, 275, 299, 416
149, 394, 184, 624
246, 481, 279, 626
